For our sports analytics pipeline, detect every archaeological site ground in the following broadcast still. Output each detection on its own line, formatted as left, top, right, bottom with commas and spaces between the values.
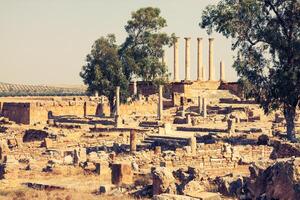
1, 1, 300, 200
1, 36, 300, 200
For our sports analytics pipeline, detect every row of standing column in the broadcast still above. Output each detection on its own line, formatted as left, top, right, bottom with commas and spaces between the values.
172, 38, 225, 82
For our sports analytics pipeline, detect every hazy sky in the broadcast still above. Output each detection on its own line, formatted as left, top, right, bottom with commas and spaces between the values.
0, 0, 237, 85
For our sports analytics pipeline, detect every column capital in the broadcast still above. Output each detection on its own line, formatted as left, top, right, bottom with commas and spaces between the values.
197, 37, 203, 41
209, 38, 215, 41
184, 37, 191, 40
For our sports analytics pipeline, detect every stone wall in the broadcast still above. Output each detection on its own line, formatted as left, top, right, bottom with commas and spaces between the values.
0, 96, 158, 124
2, 102, 30, 124
156, 143, 273, 171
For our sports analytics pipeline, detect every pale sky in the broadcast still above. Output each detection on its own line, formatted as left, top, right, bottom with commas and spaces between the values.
0, 0, 237, 85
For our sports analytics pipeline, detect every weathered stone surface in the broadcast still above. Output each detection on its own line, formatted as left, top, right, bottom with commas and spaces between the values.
152, 167, 176, 195
23, 129, 49, 142
245, 160, 300, 200
214, 175, 243, 196
63, 155, 74, 165
182, 180, 205, 197
111, 162, 133, 185
153, 194, 198, 200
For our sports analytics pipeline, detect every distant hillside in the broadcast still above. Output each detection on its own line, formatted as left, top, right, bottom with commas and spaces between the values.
0, 82, 87, 96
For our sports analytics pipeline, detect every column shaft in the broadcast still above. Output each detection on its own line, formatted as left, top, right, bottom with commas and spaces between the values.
197, 38, 203, 81
202, 98, 207, 118
133, 81, 137, 96
158, 85, 163, 120
184, 37, 191, 81
115, 86, 120, 116
198, 96, 202, 114
173, 37, 179, 82
209, 38, 215, 81
220, 60, 225, 82
130, 129, 137, 152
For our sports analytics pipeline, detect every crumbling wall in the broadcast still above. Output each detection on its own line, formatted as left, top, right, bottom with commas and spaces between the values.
2, 102, 30, 124
158, 143, 273, 170
119, 100, 157, 116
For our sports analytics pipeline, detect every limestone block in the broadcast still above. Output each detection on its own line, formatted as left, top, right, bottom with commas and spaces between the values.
111, 162, 133, 185
63, 155, 74, 165
154, 146, 162, 155
74, 147, 87, 164
182, 180, 205, 197
152, 167, 176, 195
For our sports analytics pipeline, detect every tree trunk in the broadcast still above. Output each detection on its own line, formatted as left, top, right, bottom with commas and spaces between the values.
284, 105, 296, 141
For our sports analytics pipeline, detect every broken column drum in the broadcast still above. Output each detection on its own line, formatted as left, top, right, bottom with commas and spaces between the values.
133, 81, 137, 96
188, 136, 197, 155
130, 129, 137, 152
83, 101, 87, 117
158, 85, 163, 120
202, 98, 207, 118
227, 119, 235, 135
198, 96, 202, 115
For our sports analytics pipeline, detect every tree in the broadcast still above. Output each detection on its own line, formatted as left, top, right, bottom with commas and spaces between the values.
200, 0, 300, 140
80, 34, 129, 114
120, 7, 175, 85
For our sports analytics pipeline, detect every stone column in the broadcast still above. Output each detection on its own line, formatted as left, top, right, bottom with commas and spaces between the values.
130, 129, 137, 152
158, 85, 163, 120
188, 136, 197, 155
133, 81, 137, 96
227, 119, 235, 135
115, 86, 122, 127
83, 102, 87, 117
115, 86, 120, 116
208, 38, 215, 81
186, 114, 191, 125
198, 96, 202, 115
220, 60, 225, 82
197, 38, 203, 81
173, 37, 179, 82
184, 37, 191, 81
202, 98, 207, 118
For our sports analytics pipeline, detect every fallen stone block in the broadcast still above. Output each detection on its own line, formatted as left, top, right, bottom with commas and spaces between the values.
152, 167, 176, 195
182, 180, 205, 197
99, 184, 114, 194
23, 129, 49, 142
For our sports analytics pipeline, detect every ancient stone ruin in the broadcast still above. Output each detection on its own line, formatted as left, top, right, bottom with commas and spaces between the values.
1, 37, 300, 200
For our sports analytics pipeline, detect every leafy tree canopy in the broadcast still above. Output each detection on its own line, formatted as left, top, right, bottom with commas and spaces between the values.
200, 0, 300, 140
80, 34, 129, 112
120, 7, 175, 84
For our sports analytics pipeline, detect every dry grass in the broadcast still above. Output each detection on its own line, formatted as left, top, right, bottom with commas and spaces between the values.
0, 188, 139, 200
